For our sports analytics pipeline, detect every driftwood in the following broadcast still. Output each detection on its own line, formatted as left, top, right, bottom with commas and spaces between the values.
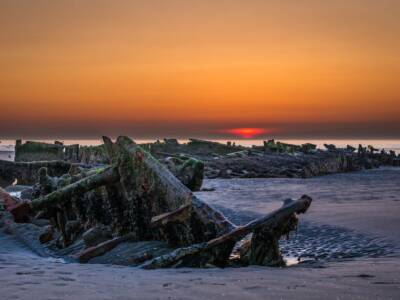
141, 195, 312, 269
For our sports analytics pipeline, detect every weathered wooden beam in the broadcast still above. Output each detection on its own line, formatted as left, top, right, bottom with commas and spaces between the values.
77, 234, 133, 263
116, 136, 193, 210
115, 136, 235, 236
150, 204, 192, 227
207, 195, 311, 248
30, 166, 120, 211
141, 195, 312, 269
244, 199, 299, 266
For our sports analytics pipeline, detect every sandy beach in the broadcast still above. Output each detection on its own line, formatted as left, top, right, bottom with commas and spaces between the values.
1, 167, 399, 299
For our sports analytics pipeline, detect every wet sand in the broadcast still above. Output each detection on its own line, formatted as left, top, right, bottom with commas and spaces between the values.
1, 168, 400, 299
198, 167, 400, 244
0, 151, 14, 162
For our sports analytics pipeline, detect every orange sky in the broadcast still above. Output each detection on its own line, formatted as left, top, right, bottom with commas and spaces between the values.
0, 0, 399, 139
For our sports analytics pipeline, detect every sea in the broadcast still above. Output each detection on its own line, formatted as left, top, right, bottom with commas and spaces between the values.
1, 138, 400, 161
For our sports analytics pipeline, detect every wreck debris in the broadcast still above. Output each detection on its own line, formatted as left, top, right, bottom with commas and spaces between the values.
368, 145, 379, 154
141, 195, 312, 269
27, 137, 233, 245
141, 138, 245, 160
0, 136, 314, 269
4, 138, 399, 183
163, 157, 204, 191
259, 140, 317, 154
78, 234, 134, 263
15, 140, 64, 162
0, 187, 31, 223
205, 141, 400, 179
0, 160, 73, 186
150, 204, 192, 228
79, 145, 109, 164
3, 136, 398, 269
82, 225, 113, 248
301, 143, 317, 154
241, 199, 299, 266
14, 139, 108, 164
30, 166, 119, 211
15, 140, 80, 163
0, 187, 19, 211
358, 144, 367, 156
324, 144, 337, 151
346, 145, 356, 153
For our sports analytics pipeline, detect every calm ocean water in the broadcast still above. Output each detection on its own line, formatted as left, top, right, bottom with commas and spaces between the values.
1, 139, 400, 161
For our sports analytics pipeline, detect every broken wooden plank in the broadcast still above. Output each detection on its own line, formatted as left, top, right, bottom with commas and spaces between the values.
150, 204, 192, 227
77, 234, 133, 263
244, 199, 299, 266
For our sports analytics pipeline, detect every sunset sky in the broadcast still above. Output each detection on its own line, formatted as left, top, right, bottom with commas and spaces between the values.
0, 0, 399, 139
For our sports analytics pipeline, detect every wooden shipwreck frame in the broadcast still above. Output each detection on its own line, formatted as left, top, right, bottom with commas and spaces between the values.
9, 136, 312, 268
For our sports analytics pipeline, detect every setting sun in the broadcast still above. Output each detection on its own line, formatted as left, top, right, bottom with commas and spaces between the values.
225, 128, 268, 139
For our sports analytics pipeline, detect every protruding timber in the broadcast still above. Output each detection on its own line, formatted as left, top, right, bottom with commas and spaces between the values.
30, 166, 119, 211
141, 195, 312, 269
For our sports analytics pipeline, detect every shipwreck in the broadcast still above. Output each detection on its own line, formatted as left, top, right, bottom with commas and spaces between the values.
0, 136, 312, 268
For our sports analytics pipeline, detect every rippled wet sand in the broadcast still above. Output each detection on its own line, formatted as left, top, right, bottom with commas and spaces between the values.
196, 167, 400, 261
